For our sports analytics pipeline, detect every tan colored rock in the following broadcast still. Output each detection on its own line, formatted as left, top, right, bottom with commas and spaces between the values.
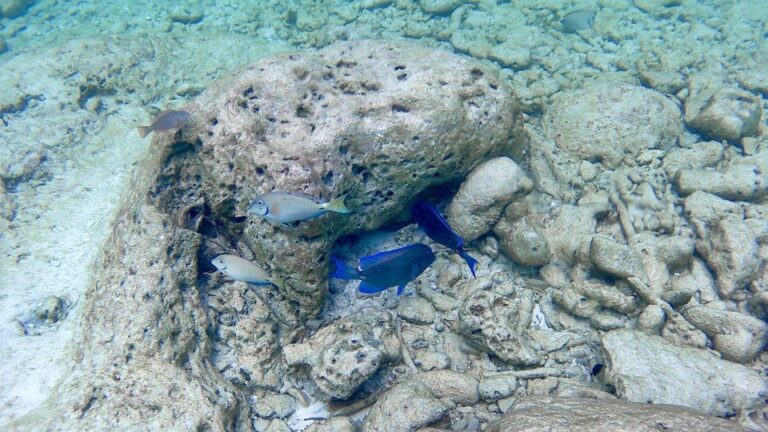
182, 40, 523, 316
487, 396, 744, 432
676, 160, 768, 201
457, 282, 542, 366
602, 329, 768, 417
685, 76, 762, 142
542, 83, 682, 168
493, 215, 551, 267
305, 417, 356, 432
414, 370, 479, 406
696, 215, 760, 299
363, 381, 449, 432
589, 236, 644, 279
682, 305, 768, 364
447, 157, 533, 242
283, 309, 400, 399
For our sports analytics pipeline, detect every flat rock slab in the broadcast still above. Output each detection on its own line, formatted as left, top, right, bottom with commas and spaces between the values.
487, 396, 746, 432
601, 329, 768, 417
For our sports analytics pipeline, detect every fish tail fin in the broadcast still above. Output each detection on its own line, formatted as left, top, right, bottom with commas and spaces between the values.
321, 195, 351, 214
330, 256, 358, 280
459, 248, 478, 278
270, 276, 286, 291
137, 126, 151, 138
396, 284, 406, 296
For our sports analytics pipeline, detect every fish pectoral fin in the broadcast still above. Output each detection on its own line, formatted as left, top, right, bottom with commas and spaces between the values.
396, 285, 406, 296
358, 281, 388, 295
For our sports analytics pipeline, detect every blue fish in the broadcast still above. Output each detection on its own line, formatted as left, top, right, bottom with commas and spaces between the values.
411, 202, 478, 277
331, 244, 436, 295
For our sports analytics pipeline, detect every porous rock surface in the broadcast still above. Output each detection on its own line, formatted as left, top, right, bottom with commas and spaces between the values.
486, 396, 745, 432
684, 75, 763, 142
9, 40, 522, 431
456, 278, 542, 366
542, 83, 682, 168
602, 329, 768, 417
180, 39, 523, 315
283, 309, 400, 399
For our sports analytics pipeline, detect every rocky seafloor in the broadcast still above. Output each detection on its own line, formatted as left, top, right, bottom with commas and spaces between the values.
1, 1, 767, 431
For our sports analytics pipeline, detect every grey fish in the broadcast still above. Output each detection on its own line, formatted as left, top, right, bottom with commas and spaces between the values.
248, 192, 350, 224
211, 254, 285, 289
560, 9, 595, 32
137, 110, 191, 138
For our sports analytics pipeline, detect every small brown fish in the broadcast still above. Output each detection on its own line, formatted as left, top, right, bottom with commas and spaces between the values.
137, 110, 191, 138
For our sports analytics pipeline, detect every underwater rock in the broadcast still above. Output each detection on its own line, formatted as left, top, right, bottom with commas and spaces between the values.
28, 203, 247, 430
479, 375, 517, 402
456, 280, 543, 366
602, 329, 768, 417
180, 40, 523, 316
551, 280, 637, 331
682, 305, 768, 364
486, 396, 743, 432
662, 141, 724, 178
415, 370, 479, 406
0, 37, 7, 54
304, 417, 356, 432
418, 0, 462, 15
683, 191, 743, 227
696, 215, 760, 299
637, 59, 686, 95
282, 309, 400, 399
493, 215, 551, 267
363, 381, 450, 432
589, 236, 644, 279
542, 83, 682, 168
209, 284, 284, 389
0, 0, 33, 18
544, 197, 610, 265
676, 153, 768, 201
685, 77, 762, 142
447, 157, 533, 242
397, 296, 436, 325
169, 6, 205, 24
489, 43, 532, 70
253, 393, 296, 419
413, 351, 450, 371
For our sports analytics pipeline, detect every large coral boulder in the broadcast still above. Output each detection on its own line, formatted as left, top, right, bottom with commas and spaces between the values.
542, 83, 682, 168
11, 40, 523, 431
171, 39, 523, 316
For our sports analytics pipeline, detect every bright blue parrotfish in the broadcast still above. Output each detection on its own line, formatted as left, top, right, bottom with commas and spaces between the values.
331, 244, 436, 295
411, 202, 478, 277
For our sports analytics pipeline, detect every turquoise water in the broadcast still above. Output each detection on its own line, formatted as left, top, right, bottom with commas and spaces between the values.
1, 0, 767, 430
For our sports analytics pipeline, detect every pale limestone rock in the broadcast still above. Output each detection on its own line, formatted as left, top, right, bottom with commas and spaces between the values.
602, 329, 768, 416
447, 157, 533, 242
363, 381, 449, 432
542, 83, 682, 168
682, 305, 768, 364
696, 215, 760, 299
487, 396, 743, 432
